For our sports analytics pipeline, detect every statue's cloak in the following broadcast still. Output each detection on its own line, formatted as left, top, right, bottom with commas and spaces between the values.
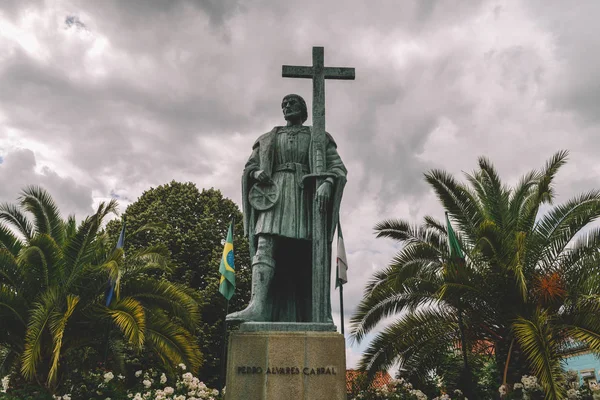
242, 126, 347, 260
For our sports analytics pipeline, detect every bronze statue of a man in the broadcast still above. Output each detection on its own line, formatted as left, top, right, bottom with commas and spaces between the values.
227, 94, 347, 323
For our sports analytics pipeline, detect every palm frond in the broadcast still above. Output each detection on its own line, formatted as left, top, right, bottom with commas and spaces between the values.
0, 223, 23, 256
531, 190, 600, 272
349, 280, 441, 344
0, 349, 19, 377
476, 156, 511, 229
18, 246, 49, 288
146, 311, 203, 373
28, 234, 63, 285
519, 150, 569, 232
424, 169, 483, 239
47, 294, 79, 386
21, 289, 59, 380
63, 215, 77, 241
0, 203, 34, 242
125, 279, 200, 331
357, 307, 457, 379
19, 186, 64, 244
538, 150, 569, 205
0, 249, 20, 288
513, 311, 565, 400
106, 297, 146, 350
423, 215, 446, 236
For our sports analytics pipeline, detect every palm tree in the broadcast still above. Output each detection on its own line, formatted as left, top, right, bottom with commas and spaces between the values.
0, 186, 202, 390
350, 151, 600, 399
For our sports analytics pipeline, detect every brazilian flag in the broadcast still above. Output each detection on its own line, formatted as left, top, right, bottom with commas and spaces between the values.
219, 221, 235, 300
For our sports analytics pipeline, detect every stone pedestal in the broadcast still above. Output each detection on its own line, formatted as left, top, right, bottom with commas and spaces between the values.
224, 329, 347, 400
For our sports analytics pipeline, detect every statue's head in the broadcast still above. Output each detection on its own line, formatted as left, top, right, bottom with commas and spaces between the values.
281, 94, 308, 124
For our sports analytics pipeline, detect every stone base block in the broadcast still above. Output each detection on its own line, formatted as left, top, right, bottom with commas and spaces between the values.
225, 331, 347, 400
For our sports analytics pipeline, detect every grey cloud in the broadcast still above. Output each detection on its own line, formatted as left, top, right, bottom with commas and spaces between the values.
0, 149, 94, 217
0, 0, 44, 18
525, 1, 600, 124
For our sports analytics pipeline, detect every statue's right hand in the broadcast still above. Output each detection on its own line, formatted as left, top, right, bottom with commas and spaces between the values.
254, 170, 270, 183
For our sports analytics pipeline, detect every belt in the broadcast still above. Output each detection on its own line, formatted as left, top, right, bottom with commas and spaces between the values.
274, 163, 309, 188
274, 163, 310, 173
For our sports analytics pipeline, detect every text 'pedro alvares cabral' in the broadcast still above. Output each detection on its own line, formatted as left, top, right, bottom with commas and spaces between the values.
237, 366, 338, 376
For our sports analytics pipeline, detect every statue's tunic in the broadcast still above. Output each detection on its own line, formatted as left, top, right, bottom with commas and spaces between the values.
255, 125, 312, 239
242, 126, 347, 257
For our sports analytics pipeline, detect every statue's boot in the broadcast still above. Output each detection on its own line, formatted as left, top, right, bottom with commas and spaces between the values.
226, 256, 274, 322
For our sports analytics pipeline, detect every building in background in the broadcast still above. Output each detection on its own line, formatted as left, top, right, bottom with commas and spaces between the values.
561, 341, 600, 386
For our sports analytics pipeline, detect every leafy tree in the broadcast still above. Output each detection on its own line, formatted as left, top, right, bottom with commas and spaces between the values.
0, 187, 202, 390
350, 151, 600, 399
106, 181, 251, 386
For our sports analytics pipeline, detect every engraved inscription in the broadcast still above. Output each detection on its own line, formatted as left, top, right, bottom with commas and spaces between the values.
236, 366, 337, 376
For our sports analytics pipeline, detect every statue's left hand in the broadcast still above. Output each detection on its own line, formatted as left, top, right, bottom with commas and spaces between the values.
316, 181, 333, 213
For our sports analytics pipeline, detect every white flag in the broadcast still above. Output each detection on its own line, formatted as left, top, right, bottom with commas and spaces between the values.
336, 222, 348, 287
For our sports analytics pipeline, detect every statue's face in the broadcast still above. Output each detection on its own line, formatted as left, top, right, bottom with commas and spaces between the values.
282, 97, 303, 121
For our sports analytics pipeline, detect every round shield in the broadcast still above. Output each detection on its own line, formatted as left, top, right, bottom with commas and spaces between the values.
249, 181, 279, 211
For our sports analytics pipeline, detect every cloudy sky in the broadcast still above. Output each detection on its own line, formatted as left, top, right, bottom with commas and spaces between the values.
2, 0, 600, 369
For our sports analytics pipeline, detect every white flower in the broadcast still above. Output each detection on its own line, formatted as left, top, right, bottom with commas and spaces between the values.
175, 396, 186, 400
410, 389, 427, 400
118, 374, 125, 380
513, 383, 523, 389
521, 375, 539, 390
160, 373, 167, 384
105, 398, 111, 400
103, 371, 114, 383
499, 384, 508, 395
135, 370, 143, 377
142, 379, 151, 388
178, 363, 187, 370
1, 375, 9, 393
133, 394, 143, 400
63, 395, 72, 400
164, 386, 175, 395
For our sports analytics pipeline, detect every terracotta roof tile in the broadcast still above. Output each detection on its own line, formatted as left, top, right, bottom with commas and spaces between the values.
346, 369, 392, 392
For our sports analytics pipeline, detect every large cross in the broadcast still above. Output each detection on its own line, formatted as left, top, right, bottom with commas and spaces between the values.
282, 47, 355, 324
282, 47, 355, 174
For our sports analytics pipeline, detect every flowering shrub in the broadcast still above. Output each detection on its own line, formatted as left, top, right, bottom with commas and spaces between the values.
0, 374, 53, 400
349, 377, 467, 400
498, 375, 545, 399
578, 381, 600, 400
48, 364, 221, 400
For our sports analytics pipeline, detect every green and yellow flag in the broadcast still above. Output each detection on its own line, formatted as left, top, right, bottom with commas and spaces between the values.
219, 221, 236, 300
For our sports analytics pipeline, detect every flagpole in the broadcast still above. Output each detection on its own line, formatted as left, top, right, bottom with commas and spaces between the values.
104, 215, 126, 365
336, 221, 347, 337
219, 217, 234, 395
339, 281, 345, 336
219, 299, 229, 394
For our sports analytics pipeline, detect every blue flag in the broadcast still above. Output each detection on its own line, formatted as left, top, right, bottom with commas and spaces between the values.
106, 218, 125, 306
